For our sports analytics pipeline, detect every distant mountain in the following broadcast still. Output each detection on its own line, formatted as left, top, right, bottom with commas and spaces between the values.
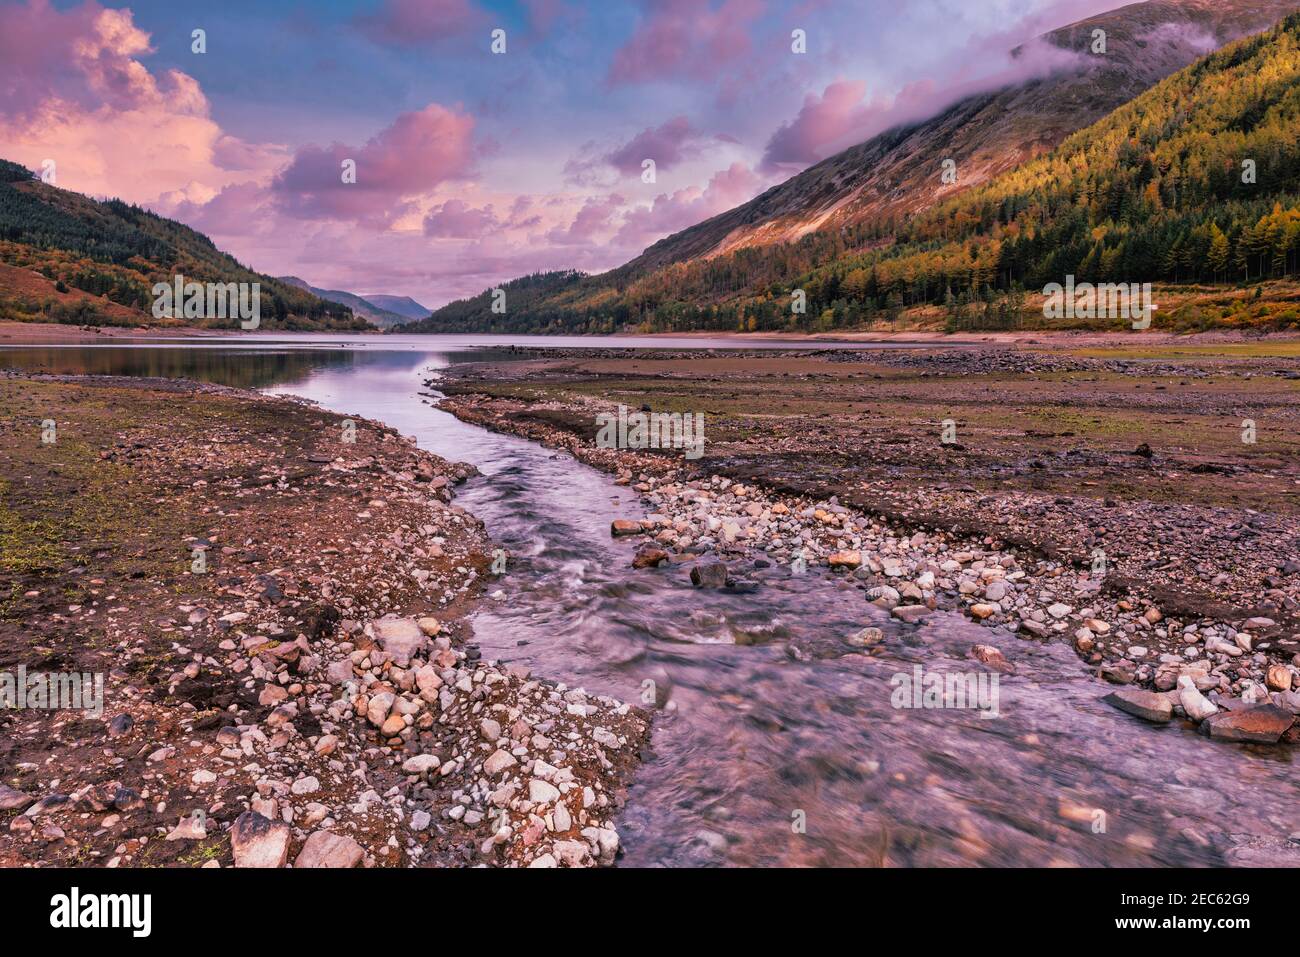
414, 0, 1300, 334
0, 159, 370, 331
362, 294, 428, 321
278, 277, 410, 328
402, 271, 584, 334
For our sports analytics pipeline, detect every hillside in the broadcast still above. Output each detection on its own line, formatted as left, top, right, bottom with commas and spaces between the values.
415, 0, 1300, 334
0, 160, 370, 331
628, 0, 1300, 273
278, 276, 410, 328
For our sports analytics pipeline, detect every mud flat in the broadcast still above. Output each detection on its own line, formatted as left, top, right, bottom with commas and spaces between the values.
0, 372, 647, 868
435, 343, 1300, 747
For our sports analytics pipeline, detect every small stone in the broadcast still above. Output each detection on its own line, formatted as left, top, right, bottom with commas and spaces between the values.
827, 550, 862, 569
528, 779, 561, 804
366, 691, 396, 727
1266, 665, 1292, 692
890, 605, 932, 624
230, 811, 291, 868
844, 627, 884, 647
165, 815, 207, 841
610, 519, 642, 537
483, 749, 517, 775
0, 785, 34, 812
1177, 675, 1218, 722
402, 754, 440, 775
970, 644, 1015, 674
381, 714, 406, 737
294, 830, 364, 868
1202, 705, 1294, 744
373, 617, 427, 667
106, 714, 134, 738
1103, 688, 1172, 724
632, 544, 670, 569
689, 562, 728, 588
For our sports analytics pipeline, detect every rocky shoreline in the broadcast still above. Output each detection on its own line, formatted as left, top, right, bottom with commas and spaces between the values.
0, 373, 648, 868
432, 346, 1300, 749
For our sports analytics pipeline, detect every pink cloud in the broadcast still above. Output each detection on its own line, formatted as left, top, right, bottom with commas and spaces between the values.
423, 198, 500, 238
614, 162, 763, 251
607, 0, 763, 86
605, 115, 701, 176
0, 1, 280, 207
271, 104, 477, 225
546, 193, 626, 246
355, 0, 486, 47
761, 79, 871, 171
760, 35, 1088, 173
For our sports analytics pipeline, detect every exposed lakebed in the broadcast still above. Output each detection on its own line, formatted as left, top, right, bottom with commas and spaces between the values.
3, 334, 1296, 867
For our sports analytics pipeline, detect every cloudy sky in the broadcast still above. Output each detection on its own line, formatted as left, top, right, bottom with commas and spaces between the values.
0, 0, 1123, 307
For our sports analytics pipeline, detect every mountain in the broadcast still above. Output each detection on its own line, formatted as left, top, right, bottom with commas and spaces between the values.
362, 294, 429, 321
278, 277, 410, 328
412, 0, 1300, 334
621, 9, 1300, 334
628, 0, 1300, 273
0, 159, 370, 331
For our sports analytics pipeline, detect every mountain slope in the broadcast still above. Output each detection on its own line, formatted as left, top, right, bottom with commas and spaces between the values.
278, 276, 409, 328
362, 294, 429, 321
629, 0, 1300, 273
0, 160, 370, 330
415, 0, 1300, 333
616, 10, 1300, 333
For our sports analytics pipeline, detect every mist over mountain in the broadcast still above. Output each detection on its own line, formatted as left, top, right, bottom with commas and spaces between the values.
411, 0, 1300, 334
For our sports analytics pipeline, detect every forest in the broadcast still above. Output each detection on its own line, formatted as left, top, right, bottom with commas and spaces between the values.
0, 160, 370, 330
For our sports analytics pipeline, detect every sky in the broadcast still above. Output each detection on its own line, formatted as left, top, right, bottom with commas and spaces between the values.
0, 0, 1126, 308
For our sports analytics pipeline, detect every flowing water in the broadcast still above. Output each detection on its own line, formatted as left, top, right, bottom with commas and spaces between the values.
3, 333, 1295, 867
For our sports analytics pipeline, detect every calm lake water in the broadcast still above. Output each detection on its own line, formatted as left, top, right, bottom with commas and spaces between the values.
3, 333, 1295, 867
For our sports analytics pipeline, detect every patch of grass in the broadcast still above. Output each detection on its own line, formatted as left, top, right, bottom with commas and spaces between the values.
0, 479, 66, 574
